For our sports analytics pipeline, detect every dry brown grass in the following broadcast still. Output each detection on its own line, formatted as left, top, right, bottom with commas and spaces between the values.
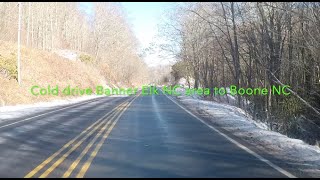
0, 40, 107, 106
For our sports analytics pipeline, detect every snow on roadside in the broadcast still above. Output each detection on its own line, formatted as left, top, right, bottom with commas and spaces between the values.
0, 94, 127, 122
174, 87, 320, 177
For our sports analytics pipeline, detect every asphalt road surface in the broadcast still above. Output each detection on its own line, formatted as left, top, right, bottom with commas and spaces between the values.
0, 90, 300, 178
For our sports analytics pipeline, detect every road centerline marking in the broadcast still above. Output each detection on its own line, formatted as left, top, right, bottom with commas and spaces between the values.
39, 103, 126, 178
76, 94, 139, 178
24, 98, 131, 178
62, 102, 130, 178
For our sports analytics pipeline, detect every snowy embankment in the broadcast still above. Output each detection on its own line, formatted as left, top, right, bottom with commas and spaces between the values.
0, 95, 98, 122
0, 94, 127, 123
53, 49, 78, 61
0, 49, 124, 122
173, 85, 320, 177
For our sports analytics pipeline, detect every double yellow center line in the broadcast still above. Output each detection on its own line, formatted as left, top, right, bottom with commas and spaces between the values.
24, 94, 139, 178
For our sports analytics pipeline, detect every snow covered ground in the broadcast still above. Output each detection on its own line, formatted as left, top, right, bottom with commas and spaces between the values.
53, 49, 78, 61
173, 86, 320, 177
0, 94, 127, 123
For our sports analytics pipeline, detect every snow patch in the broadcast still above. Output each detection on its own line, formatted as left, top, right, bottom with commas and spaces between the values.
174, 88, 320, 177
53, 49, 78, 61
0, 94, 127, 122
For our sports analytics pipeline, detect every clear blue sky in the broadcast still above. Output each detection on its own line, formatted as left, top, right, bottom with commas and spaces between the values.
121, 2, 176, 67
79, 2, 94, 16
120, 2, 174, 47
79, 2, 176, 67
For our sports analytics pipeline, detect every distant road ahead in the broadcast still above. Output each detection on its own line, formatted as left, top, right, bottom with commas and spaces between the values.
0, 90, 299, 178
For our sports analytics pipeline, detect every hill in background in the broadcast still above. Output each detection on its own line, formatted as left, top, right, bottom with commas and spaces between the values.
0, 40, 113, 105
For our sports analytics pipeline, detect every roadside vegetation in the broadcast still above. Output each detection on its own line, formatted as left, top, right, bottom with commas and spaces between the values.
0, 40, 107, 105
0, 2, 150, 105
161, 2, 320, 146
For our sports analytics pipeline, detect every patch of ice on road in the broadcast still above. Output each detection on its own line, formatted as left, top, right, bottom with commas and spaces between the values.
0, 137, 6, 144
174, 91, 320, 177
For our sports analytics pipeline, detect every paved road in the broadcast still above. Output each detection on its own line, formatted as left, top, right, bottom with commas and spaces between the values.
0, 90, 298, 178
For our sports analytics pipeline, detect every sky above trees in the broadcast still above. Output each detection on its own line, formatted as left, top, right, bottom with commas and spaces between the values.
121, 2, 176, 67
79, 2, 176, 67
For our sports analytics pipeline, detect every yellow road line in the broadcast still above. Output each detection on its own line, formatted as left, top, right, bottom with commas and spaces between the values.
39, 103, 128, 178
76, 95, 138, 178
62, 102, 130, 178
24, 98, 131, 178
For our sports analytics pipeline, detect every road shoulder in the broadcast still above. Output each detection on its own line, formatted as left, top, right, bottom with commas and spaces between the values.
168, 93, 320, 178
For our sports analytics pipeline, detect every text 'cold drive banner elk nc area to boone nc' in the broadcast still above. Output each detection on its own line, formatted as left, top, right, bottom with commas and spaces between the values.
29, 85, 291, 96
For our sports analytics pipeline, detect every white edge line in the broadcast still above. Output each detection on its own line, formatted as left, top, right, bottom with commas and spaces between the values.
161, 89, 296, 178
0, 97, 104, 129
